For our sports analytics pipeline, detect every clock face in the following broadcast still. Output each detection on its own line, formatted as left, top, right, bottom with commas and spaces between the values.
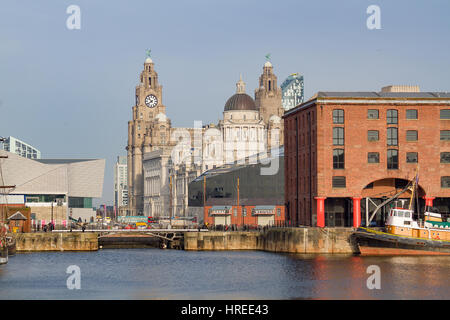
145, 94, 158, 108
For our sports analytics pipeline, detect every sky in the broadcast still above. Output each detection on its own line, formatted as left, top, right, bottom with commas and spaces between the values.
0, 0, 449, 206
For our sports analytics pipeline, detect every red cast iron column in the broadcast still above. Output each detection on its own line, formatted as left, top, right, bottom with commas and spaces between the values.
314, 197, 326, 227
352, 197, 362, 228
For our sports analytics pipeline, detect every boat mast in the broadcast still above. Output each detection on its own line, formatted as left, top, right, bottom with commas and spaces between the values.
0, 139, 16, 232
408, 165, 419, 212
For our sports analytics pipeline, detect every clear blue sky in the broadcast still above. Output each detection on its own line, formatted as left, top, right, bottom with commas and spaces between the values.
0, 0, 449, 206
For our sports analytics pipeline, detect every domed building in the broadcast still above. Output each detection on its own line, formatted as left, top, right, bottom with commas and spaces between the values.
219, 75, 266, 164
128, 56, 284, 219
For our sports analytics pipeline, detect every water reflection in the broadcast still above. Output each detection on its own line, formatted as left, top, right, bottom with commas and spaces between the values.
0, 250, 449, 300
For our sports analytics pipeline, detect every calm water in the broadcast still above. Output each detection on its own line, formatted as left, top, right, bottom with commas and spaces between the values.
0, 249, 449, 300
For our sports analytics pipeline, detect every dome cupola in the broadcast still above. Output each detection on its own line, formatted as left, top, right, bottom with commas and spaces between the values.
224, 75, 256, 111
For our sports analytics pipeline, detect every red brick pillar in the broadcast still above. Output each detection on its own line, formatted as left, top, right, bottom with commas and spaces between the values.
352, 197, 362, 228
314, 197, 326, 227
423, 196, 435, 207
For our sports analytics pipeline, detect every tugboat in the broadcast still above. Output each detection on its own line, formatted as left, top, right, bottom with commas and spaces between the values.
353, 171, 450, 255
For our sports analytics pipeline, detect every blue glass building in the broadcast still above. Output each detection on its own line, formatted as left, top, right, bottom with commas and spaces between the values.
281, 73, 304, 111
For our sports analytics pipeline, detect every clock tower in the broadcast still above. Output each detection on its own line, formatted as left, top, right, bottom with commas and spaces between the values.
127, 56, 170, 215
254, 60, 285, 148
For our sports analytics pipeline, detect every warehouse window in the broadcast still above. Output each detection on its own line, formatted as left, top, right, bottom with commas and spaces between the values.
441, 177, 450, 188
387, 127, 398, 146
387, 149, 399, 169
441, 152, 450, 163
332, 176, 346, 188
440, 130, 450, 140
333, 149, 345, 169
406, 130, 418, 141
406, 109, 418, 120
368, 152, 380, 163
406, 152, 418, 163
367, 109, 379, 119
440, 109, 450, 119
243, 208, 247, 217
333, 127, 344, 145
367, 130, 379, 141
333, 109, 344, 124
387, 109, 398, 124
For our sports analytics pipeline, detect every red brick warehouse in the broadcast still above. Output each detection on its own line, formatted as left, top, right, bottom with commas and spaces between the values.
283, 87, 450, 227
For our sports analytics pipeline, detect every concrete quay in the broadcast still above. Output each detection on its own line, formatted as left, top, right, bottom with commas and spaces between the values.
184, 227, 358, 254
10, 227, 359, 254
13, 232, 99, 252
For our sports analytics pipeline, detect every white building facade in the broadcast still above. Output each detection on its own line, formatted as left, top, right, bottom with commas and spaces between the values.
0, 150, 105, 223
114, 156, 128, 210
1, 136, 41, 159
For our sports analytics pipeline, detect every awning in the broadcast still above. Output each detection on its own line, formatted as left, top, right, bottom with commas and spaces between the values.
209, 206, 232, 215
252, 205, 275, 215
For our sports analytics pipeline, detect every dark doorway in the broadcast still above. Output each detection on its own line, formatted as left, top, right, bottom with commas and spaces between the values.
325, 198, 352, 227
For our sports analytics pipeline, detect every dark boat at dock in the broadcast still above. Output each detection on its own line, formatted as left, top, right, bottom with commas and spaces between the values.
353, 170, 450, 255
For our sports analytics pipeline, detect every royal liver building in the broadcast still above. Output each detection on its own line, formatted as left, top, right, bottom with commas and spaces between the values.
126, 56, 284, 217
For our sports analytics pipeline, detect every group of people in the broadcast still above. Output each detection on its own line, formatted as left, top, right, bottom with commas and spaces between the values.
42, 223, 54, 232
203, 223, 270, 232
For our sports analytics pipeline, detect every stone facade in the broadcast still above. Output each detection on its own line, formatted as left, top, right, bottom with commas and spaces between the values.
127, 58, 285, 217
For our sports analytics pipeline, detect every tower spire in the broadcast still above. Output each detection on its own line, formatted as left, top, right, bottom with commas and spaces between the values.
236, 74, 246, 94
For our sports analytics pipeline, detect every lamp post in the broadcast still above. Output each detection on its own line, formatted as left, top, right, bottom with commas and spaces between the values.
51, 200, 54, 229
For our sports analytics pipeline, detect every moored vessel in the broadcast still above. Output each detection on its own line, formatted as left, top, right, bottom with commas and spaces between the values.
0, 225, 8, 264
353, 170, 450, 255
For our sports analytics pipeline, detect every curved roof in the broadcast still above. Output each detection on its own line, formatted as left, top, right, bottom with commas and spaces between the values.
224, 93, 256, 111
269, 115, 281, 123
155, 113, 168, 122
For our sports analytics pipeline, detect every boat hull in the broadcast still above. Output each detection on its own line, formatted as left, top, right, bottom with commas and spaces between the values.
6, 237, 16, 256
0, 247, 7, 265
353, 228, 450, 256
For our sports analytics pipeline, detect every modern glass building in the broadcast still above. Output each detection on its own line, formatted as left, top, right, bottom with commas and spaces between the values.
114, 156, 128, 208
281, 73, 304, 111
1, 136, 41, 159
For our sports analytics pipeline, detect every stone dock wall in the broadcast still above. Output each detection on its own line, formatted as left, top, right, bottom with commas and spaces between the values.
184, 228, 358, 254
11, 227, 359, 254
14, 232, 98, 252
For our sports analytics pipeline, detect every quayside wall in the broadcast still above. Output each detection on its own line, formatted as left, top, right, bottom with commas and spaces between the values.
13, 232, 98, 252
10, 228, 359, 254
184, 228, 358, 254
